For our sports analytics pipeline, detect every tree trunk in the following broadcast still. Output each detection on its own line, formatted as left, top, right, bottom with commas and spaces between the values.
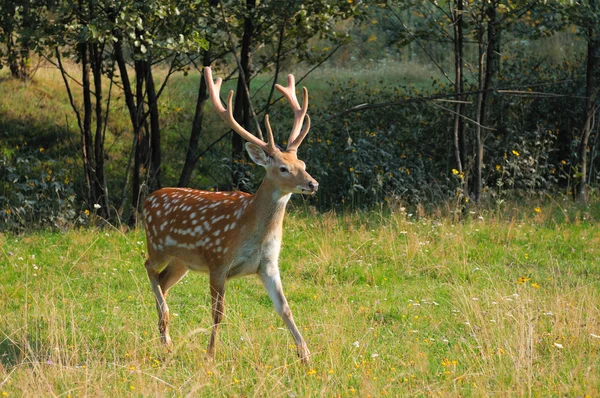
115, 39, 151, 226
452, 0, 465, 177
147, 63, 161, 192
7, 33, 21, 79
114, 41, 139, 133
91, 43, 110, 220
129, 59, 148, 226
80, 41, 96, 210
179, 51, 211, 187
232, 0, 255, 188
576, 0, 598, 202
473, 8, 486, 202
114, 39, 142, 223
481, 3, 497, 129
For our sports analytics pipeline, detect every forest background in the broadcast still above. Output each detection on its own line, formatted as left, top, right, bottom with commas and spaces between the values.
0, 0, 598, 230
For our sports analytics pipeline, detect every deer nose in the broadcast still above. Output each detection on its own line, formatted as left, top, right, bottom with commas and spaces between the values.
308, 181, 319, 192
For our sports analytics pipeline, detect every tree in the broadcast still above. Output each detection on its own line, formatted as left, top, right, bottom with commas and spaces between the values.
572, 0, 599, 201
0, 0, 43, 79
49, 0, 114, 219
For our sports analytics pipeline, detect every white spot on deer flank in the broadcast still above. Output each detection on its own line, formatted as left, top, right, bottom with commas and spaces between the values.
165, 235, 177, 246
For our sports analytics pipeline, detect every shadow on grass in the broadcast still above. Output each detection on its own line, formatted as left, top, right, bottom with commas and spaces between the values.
0, 334, 26, 368
0, 333, 64, 369
0, 111, 78, 157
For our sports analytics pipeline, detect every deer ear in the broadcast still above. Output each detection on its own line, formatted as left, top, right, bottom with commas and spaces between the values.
245, 143, 269, 166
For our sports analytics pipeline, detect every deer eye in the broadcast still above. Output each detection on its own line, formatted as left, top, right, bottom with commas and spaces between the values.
279, 166, 289, 173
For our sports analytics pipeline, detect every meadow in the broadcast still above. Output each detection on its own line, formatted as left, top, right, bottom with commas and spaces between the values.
1, 201, 600, 396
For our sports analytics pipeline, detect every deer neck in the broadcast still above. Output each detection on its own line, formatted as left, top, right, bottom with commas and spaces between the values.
247, 179, 291, 241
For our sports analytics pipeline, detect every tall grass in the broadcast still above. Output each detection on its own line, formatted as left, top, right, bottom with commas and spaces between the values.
1, 202, 599, 396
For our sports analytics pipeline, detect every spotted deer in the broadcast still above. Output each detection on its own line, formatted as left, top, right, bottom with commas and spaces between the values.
142, 67, 318, 363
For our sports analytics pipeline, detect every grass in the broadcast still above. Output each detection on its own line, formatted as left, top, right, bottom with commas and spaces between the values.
1, 202, 600, 396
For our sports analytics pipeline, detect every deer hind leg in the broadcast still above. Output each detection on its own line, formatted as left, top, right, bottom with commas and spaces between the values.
259, 270, 310, 364
207, 272, 226, 360
145, 259, 179, 348
159, 260, 189, 298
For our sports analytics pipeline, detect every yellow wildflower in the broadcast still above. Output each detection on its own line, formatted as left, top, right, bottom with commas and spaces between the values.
512, 150, 520, 156
517, 276, 531, 284
534, 207, 541, 213
452, 169, 459, 175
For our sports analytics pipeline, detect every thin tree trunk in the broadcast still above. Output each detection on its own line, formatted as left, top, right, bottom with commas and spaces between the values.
129, 59, 147, 226
481, 3, 497, 128
7, 32, 21, 79
452, 0, 465, 178
114, 41, 139, 133
91, 43, 110, 219
179, 51, 211, 187
114, 39, 143, 223
473, 8, 486, 202
232, 0, 255, 188
80, 40, 96, 210
576, 0, 597, 202
147, 63, 161, 192
263, 20, 286, 121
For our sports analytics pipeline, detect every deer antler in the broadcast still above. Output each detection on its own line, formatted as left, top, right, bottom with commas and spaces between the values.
204, 67, 276, 154
275, 74, 310, 152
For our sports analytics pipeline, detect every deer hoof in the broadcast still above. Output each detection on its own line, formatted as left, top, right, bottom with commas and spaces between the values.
297, 343, 311, 364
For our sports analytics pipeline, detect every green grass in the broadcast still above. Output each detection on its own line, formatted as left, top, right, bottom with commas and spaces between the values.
1, 204, 599, 396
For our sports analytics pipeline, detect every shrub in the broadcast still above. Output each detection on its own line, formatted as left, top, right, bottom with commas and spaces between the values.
0, 146, 86, 232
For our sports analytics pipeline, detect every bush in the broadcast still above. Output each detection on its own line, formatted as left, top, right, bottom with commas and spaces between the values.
0, 146, 86, 232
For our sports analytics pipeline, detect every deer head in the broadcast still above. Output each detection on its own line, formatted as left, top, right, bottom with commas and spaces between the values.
204, 67, 318, 195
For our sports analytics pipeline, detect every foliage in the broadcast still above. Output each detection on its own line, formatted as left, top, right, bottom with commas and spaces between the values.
0, 0, 50, 79
306, 78, 457, 208
0, 147, 86, 232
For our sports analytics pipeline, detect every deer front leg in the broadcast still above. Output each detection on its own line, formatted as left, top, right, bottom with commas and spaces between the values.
145, 260, 172, 348
259, 269, 310, 363
207, 272, 226, 360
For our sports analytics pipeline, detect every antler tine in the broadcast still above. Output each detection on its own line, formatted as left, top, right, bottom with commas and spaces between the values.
204, 67, 272, 153
287, 114, 310, 152
275, 74, 310, 151
263, 114, 277, 153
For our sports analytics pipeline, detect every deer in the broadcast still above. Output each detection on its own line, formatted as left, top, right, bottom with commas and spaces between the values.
142, 66, 318, 364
